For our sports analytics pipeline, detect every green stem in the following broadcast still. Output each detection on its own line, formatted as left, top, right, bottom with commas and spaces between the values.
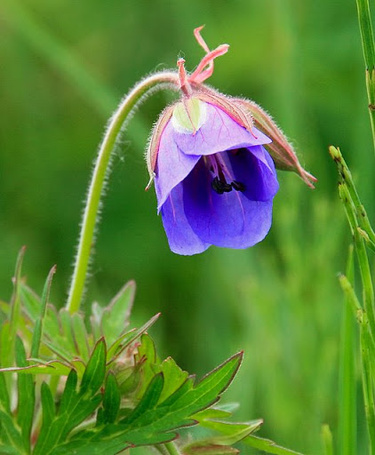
355, 0, 375, 150
66, 72, 179, 314
360, 318, 375, 452
163, 441, 181, 455
338, 182, 375, 336
338, 247, 357, 455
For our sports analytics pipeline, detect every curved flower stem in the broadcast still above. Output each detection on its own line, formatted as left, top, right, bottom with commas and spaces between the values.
66, 71, 179, 314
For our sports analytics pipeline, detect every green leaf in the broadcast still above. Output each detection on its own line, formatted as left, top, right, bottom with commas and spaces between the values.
59, 370, 78, 415
102, 373, 120, 424
41, 382, 56, 423
0, 373, 10, 415
124, 373, 164, 425
106, 313, 160, 363
15, 336, 35, 453
58, 309, 77, 354
158, 356, 189, 403
182, 419, 260, 454
0, 410, 25, 453
50, 352, 243, 454
135, 335, 189, 403
198, 420, 262, 445
101, 281, 135, 345
0, 323, 12, 371
191, 407, 233, 422
90, 303, 102, 342
30, 265, 56, 358
44, 305, 61, 341
33, 366, 104, 455
80, 338, 106, 395
72, 313, 90, 362
134, 333, 158, 395
322, 424, 333, 455
184, 408, 262, 454
1, 249, 26, 372
19, 284, 40, 322
243, 435, 306, 455
0, 444, 23, 454
9, 247, 26, 342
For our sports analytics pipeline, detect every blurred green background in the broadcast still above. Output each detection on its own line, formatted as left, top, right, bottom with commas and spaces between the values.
1, 0, 374, 453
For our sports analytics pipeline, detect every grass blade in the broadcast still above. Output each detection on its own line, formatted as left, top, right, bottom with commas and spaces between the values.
338, 246, 357, 455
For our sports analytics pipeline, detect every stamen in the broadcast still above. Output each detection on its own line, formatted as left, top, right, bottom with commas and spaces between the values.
207, 154, 235, 195
231, 181, 246, 192
211, 177, 232, 194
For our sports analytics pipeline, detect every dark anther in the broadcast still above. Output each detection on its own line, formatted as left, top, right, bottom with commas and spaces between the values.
231, 180, 246, 192
211, 177, 232, 194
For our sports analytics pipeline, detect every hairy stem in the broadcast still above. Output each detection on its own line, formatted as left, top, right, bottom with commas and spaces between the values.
66, 72, 179, 314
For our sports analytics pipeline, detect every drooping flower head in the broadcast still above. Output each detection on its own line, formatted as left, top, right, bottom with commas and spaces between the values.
146, 27, 315, 255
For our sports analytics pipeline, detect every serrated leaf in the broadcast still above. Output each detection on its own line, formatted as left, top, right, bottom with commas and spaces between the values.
101, 281, 135, 344
34, 365, 104, 455
80, 338, 106, 395
50, 352, 243, 454
102, 373, 121, 424
135, 336, 189, 403
158, 357, 189, 403
15, 336, 35, 453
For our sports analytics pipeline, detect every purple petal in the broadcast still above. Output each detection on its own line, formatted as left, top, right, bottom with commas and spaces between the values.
172, 103, 271, 157
159, 183, 210, 255
182, 151, 277, 248
154, 120, 200, 211
228, 146, 279, 201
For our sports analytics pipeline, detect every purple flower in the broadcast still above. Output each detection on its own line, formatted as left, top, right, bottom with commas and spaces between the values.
145, 26, 314, 255
152, 101, 279, 255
